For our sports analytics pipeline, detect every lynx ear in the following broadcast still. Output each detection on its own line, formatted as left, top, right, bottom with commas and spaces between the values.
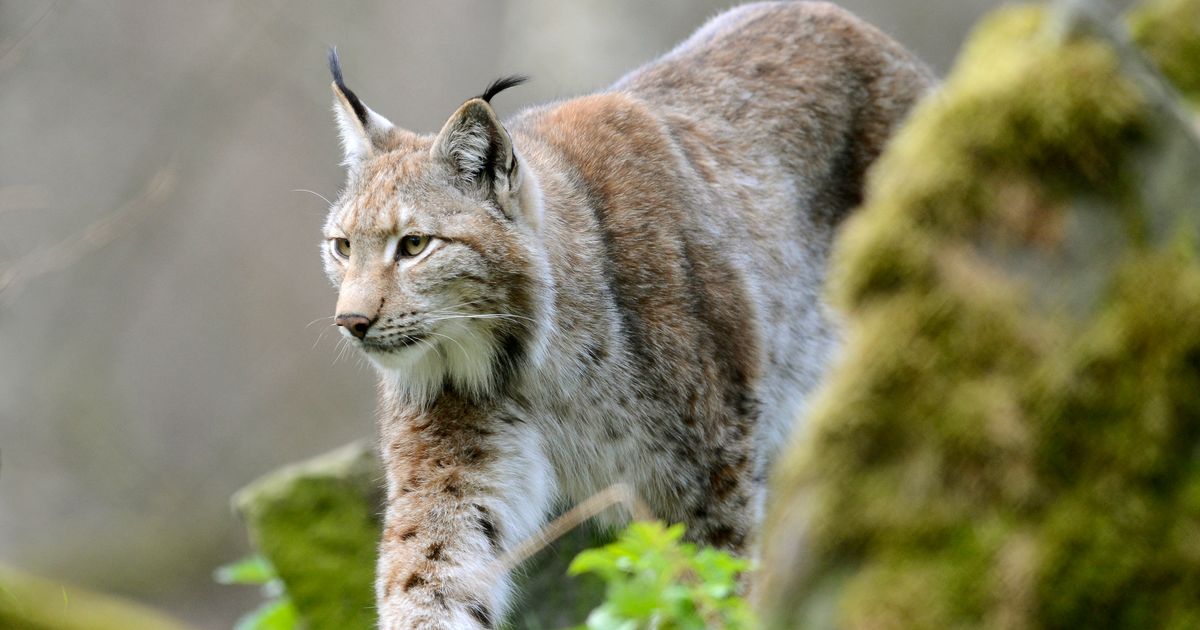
432, 100, 515, 193
328, 48, 397, 168
431, 76, 528, 195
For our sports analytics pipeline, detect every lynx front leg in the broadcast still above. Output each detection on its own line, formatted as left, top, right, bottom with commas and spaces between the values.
377, 404, 553, 629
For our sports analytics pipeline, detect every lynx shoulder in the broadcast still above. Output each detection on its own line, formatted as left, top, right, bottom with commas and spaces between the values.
318, 2, 934, 627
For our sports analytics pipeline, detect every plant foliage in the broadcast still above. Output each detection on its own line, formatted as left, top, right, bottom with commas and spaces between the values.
568, 521, 754, 630
215, 555, 300, 630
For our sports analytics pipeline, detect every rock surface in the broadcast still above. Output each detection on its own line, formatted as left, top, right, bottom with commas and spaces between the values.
759, 1, 1200, 628
233, 441, 382, 630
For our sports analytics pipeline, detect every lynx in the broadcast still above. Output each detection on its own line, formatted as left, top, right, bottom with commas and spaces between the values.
320, 2, 933, 627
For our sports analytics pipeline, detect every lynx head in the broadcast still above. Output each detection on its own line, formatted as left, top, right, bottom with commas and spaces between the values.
321, 50, 549, 407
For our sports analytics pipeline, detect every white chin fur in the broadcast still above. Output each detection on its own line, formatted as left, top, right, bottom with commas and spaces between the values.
370, 322, 498, 408
371, 344, 444, 409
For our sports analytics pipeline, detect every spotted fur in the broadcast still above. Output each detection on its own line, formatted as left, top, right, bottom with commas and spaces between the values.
320, 3, 934, 628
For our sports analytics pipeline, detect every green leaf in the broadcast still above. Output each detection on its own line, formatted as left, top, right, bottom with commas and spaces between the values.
585, 604, 638, 630
608, 579, 661, 619
215, 554, 276, 586
234, 597, 299, 630
569, 549, 619, 578
568, 521, 756, 629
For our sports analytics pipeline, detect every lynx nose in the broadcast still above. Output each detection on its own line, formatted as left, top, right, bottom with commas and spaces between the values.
336, 313, 375, 340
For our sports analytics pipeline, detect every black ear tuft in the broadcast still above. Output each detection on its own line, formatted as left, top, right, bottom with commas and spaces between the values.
476, 75, 530, 103
328, 47, 369, 126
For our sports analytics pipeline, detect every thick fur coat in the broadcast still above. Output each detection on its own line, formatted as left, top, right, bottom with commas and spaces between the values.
319, 2, 934, 627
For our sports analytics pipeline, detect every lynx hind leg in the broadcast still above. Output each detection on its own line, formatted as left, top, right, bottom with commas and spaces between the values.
688, 458, 766, 553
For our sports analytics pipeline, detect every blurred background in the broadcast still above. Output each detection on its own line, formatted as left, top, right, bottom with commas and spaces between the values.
1, 0, 1015, 626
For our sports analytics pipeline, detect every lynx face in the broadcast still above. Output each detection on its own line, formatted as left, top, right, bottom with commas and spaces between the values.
322, 66, 547, 406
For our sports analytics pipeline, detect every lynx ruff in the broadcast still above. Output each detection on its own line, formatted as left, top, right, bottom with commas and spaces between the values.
320, 2, 933, 627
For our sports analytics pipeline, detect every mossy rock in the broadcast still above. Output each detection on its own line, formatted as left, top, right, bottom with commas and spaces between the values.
0, 565, 193, 630
1130, 0, 1200, 105
233, 442, 606, 628
233, 441, 383, 630
760, 1, 1200, 628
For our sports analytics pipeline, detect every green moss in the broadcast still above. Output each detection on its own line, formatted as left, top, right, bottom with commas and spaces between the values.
837, 527, 999, 630
0, 565, 193, 630
233, 442, 383, 630
760, 2, 1200, 628
832, 4, 1149, 313
1129, 0, 1200, 104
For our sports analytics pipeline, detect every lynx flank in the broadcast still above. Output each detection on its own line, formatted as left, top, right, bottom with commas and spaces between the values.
320, 2, 933, 627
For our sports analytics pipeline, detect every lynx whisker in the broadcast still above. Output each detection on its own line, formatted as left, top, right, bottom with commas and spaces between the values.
311, 322, 338, 350
427, 312, 537, 325
412, 335, 443, 359
292, 188, 333, 206
331, 337, 350, 365
425, 331, 469, 358
443, 319, 490, 349
306, 315, 336, 331
429, 298, 491, 312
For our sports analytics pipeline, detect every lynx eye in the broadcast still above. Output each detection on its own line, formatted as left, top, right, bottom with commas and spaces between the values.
330, 237, 351, 260
399, 234, 430, 258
